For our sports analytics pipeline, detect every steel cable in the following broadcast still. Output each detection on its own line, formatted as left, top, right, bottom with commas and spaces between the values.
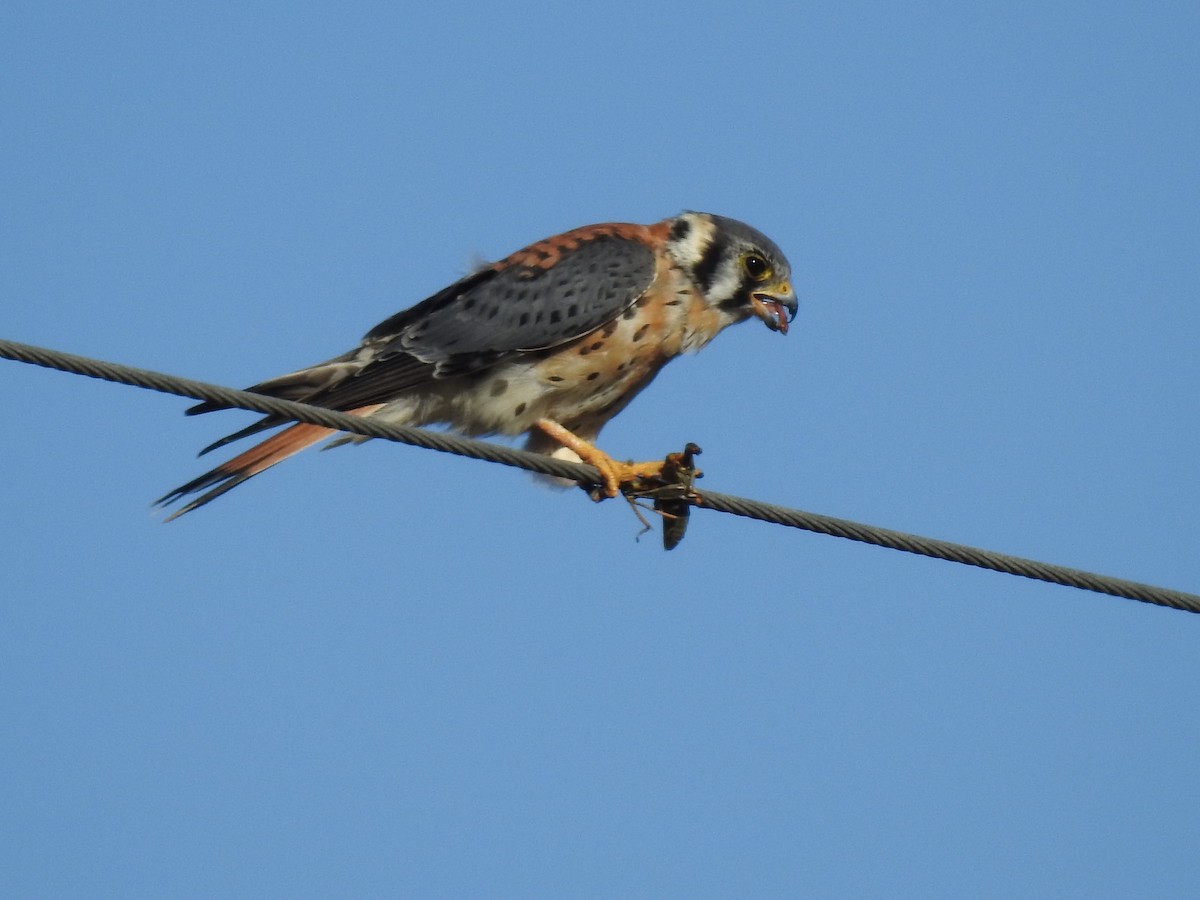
4, 337, 1197, 614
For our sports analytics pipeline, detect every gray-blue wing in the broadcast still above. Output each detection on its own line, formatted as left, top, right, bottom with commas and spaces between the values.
189, 230, 659, 435
381, 233, 656, 362
299, 232, 658, 405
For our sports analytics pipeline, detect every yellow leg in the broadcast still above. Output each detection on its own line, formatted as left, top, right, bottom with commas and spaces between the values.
533, 418, 668, 498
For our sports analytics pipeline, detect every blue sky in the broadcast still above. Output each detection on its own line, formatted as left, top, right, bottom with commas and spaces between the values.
3, 2, 1199, 896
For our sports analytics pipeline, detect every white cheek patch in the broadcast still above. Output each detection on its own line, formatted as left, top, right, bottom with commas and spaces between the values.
670, 213, 717, 266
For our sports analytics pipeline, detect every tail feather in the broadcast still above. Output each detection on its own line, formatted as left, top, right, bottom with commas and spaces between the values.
158, 404, 384, 519
158, 470, 259, 522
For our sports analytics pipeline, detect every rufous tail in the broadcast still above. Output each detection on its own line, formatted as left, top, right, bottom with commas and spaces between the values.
156, 404, 383, 520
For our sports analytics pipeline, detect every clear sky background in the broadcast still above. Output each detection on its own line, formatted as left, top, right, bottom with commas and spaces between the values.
3, 2, 1198, 897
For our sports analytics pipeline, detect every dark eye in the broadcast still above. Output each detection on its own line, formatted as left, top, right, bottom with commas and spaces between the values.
742, 253, 771, 281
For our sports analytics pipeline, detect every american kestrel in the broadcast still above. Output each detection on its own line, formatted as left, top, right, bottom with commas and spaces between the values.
158, 211, 797, 519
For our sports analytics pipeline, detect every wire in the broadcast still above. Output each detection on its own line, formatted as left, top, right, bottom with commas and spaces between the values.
3, 336, 1197, 615
0, 339, 596, 481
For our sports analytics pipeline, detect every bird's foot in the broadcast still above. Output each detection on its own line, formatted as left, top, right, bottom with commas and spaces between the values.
532, 419, 702, 502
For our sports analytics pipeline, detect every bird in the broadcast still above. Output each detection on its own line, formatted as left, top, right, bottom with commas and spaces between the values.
157, 211, 797, 519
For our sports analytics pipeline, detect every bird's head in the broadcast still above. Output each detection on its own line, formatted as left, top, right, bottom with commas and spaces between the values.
665, 211, 797, 334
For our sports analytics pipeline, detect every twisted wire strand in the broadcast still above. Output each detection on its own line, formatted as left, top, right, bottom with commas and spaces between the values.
3, 337, 1197, 614
697, 490, 1200, 612
0, 338, 599, 482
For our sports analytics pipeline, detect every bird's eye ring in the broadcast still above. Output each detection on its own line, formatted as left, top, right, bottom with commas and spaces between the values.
742, 253, 771, 281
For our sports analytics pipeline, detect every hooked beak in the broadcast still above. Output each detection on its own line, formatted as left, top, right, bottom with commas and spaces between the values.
749, 282, 798, 335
